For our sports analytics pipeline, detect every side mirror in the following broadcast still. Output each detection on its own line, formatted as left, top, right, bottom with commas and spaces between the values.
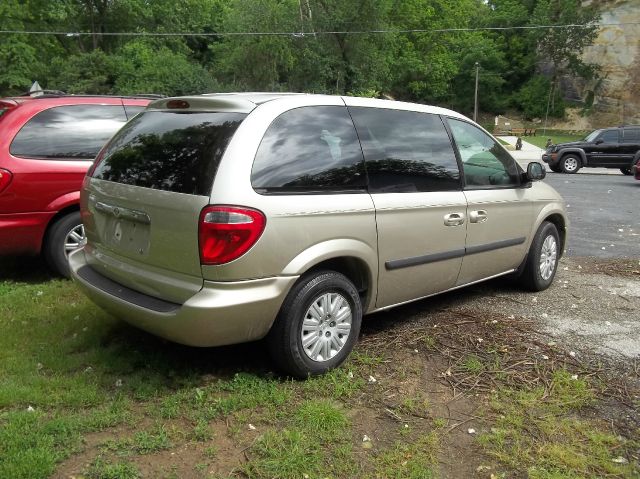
595, 139, 604, 145
526, 162, 546, 182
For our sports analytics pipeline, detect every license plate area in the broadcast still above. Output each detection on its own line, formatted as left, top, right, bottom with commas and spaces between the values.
90, 198, 152, 257
103, 217, 150, 256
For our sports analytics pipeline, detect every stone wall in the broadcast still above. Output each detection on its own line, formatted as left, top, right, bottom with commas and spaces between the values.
561, 0, 640, 128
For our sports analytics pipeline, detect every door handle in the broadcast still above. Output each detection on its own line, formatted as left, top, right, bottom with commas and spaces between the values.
469, 210, 488, 223
444, 212, 465, 226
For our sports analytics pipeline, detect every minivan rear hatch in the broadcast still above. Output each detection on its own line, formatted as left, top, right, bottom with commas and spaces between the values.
82, 107, 247, 303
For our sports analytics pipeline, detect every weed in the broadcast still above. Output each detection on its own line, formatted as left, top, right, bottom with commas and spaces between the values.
204, 445, 218, 459
460, 354, 485, 374
433, 417, 448, 429
87, 456, 140, 479
294, 399, 349, 440
479, 371, 637, 478
193, 419, 213, 442
241, 429, 323, 479
400, 395, 430, 416
302, 367, 365, 399
422, 335, 437, 350
373, 433, 439, 479
103, 425, 171, 455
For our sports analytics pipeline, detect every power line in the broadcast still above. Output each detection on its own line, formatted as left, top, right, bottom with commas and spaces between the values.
0, 22, 634, 38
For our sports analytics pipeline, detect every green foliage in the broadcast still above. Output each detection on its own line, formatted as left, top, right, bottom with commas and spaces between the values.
0, 0, 603, 119
513, 74, 565, 119
478, 370, 639, 478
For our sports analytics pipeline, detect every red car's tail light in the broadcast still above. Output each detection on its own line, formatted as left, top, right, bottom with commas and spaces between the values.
0, 169, 13, 194
198, 206, 266, 265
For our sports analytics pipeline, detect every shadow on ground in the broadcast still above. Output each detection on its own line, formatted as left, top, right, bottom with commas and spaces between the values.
0, 255, 55, 283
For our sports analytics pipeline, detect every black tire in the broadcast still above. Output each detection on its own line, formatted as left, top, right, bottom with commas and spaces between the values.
267, 270, 362, 378
560, 154, 581, 174
43, 211, 84, 278
549, 164, 562, 173
519, 221, 560, 292
620, 166, 632, 176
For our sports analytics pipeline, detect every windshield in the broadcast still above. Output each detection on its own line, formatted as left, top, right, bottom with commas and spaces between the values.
584, 130, 602, 142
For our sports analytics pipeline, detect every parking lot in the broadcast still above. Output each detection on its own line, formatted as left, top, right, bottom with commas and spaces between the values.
545, 173, 639, 257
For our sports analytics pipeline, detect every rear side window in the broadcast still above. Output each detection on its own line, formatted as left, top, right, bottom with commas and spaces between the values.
622, 128, 640, 143
349, 107, 460, 193
10, 105, 127, 159
92, 111, 245, 196
251, 106, 366, 193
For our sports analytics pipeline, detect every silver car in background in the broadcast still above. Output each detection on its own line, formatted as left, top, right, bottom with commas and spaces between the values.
70, 93, 567, 377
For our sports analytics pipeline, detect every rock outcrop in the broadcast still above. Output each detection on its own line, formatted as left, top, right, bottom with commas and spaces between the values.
561, 0, 640, 128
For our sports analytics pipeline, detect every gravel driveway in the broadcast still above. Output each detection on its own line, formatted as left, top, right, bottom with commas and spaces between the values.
458, 257, 640, 360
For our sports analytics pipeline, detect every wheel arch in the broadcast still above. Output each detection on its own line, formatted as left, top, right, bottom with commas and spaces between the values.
281, 239, 378, 313
558, 148, 586, 166
543, 213, 567, 257
43, 204, 80, 247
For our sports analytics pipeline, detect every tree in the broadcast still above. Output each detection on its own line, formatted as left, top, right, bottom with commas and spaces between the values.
529, 0, 600, 79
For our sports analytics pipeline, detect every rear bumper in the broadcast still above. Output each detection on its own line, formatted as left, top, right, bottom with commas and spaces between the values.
69, 249, 298, 347
0, 212, 54, 256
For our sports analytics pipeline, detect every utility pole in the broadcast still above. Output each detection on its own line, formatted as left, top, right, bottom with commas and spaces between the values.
473, 62, 480, 123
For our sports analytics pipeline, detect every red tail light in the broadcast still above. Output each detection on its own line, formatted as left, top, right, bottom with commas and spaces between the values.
0, 169, 13, 194
198, 206, 266, 265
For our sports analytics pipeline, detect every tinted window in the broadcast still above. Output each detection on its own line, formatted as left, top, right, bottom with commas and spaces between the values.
92, 111, 245, 196
448, 118, 520, 188
251, 106, 366, 193
349, 108, 460, 193
622, 128, 640, 143
10, 105, 127, 159
600, 130, 619, 143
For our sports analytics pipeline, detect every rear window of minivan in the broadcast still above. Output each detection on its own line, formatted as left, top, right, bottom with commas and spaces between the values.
92, 111, 246, 196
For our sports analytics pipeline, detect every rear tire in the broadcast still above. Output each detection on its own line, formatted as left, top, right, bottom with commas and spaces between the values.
43, 211, 85, 278
560, 154, 581, 174
620, 166, 632, 176
267, 270, 362, 378
519, 221, 560, 292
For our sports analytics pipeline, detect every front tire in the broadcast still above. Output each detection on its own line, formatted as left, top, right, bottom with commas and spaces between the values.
267, 270, 362, 378
560, 154, 581, 174
43, 211, 85, 278
519, 221, 560, 292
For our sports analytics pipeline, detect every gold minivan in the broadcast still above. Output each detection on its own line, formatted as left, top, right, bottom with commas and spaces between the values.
70, 93, 567, 377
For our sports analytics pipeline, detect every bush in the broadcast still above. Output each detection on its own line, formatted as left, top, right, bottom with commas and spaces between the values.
512, 75, 564, 120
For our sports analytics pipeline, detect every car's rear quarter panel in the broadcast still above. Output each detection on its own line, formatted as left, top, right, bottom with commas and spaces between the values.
202, 96, 379, 311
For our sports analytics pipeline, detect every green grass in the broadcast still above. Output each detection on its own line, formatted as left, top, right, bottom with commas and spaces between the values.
1, 259, 638, 478
479, 371, 638, 478
524, 131, 585, 149
87, 457, 141, 479
372, 433, 439, 479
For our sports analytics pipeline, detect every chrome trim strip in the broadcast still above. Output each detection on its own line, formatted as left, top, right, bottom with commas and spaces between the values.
95, 201, 151, 225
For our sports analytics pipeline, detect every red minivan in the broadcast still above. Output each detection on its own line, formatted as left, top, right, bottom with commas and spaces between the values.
0, 93, 152, 277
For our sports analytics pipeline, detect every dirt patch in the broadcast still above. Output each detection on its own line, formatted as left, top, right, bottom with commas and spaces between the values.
572, 257, 640, 279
